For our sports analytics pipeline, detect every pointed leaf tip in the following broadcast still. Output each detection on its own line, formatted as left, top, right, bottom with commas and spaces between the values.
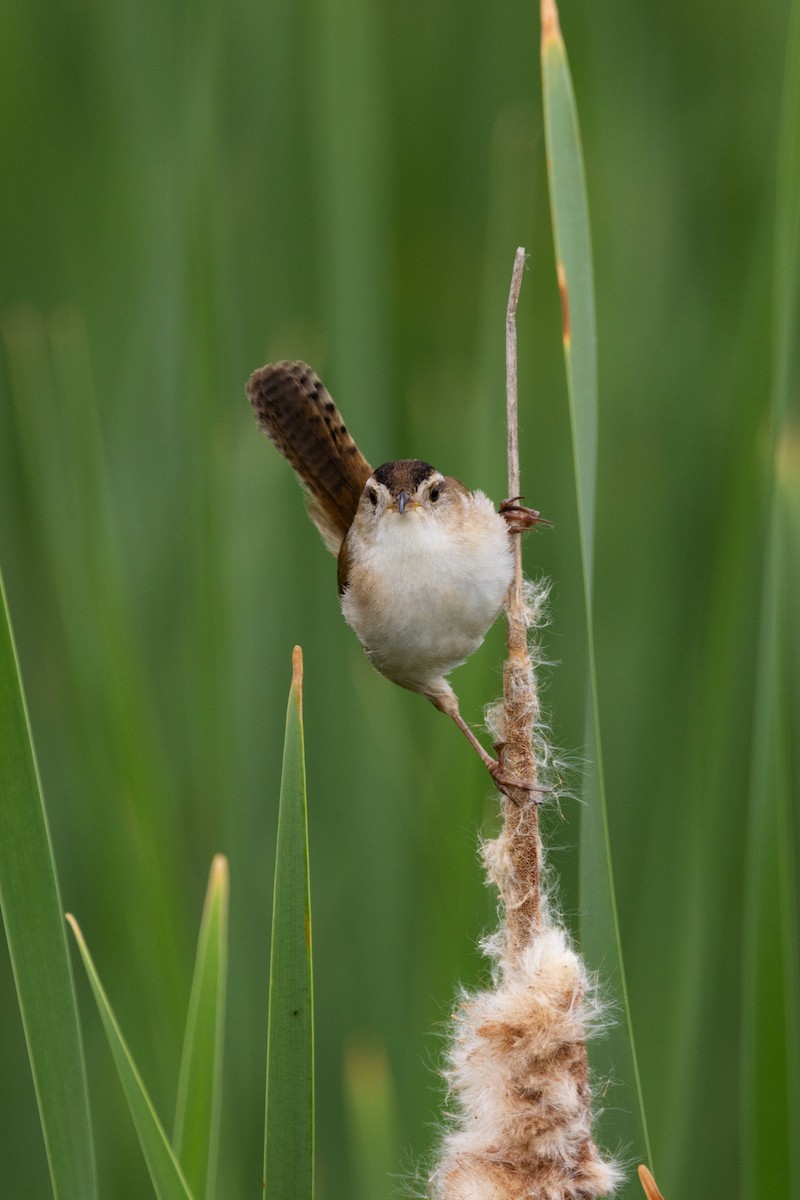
541, 0, 563, 48
292, 645, 304, 693
210, 854, 228, 886
638, 1164, 665, 1199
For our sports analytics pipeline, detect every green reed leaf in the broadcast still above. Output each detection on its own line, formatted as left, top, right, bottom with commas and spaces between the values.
540, 0, 651, 1179
67, 916, 194, 1200
741, 2, 800, 1195
0, 571, 97, 1200
263, 647, 314, 1200
173, 856, 229, 1200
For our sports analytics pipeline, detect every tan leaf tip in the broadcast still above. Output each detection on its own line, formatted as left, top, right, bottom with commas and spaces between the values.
638, 1164, 666, 1199
292, 644, 304, 693
210, 853, 229, 884
541, 0, 563, 48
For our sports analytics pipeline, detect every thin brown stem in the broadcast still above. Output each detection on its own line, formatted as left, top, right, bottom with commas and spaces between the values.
501, 247, 542, 944
506, 248, 526, 619
506, 250, 524, 516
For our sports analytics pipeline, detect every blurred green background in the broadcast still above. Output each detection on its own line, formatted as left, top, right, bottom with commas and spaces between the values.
0, 0, 796, 1197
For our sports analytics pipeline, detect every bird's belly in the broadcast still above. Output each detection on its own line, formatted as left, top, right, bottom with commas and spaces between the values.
340, 510, 513, 690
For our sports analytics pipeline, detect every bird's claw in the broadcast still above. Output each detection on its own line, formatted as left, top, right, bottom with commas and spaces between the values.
487, 757, 549, 804
499, 497, 553, 534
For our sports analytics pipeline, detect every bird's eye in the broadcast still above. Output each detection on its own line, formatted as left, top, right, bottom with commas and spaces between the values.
367, 487, 378, 508
429, 484, 440, 502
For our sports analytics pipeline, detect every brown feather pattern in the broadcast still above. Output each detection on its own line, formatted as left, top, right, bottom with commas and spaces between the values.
247, 360, 373, 553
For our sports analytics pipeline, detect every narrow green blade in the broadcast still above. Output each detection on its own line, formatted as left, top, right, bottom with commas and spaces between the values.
263, 647, 314, 1200
540, 2, 597, 580
741, 506, 797, 1200
540, 0, 651, 1178
343, 1040, 398, 1200
173, 855, 229, 1200
0, 570, 97, 1200
741, 2, 800, 1194
67, 916, 194, 1200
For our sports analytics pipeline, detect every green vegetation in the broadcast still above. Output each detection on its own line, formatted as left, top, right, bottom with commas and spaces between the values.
0, 2, 797, 1198
264, 649, 313, 1200
541, 8, 650, 1167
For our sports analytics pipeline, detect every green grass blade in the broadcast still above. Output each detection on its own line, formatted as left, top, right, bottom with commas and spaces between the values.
264, 647, 314, 1200
343, 1040, 397, 1200
740, 505, 797, 1200
3, 308, 189, 1049
540, 3, 597, 584
309, 0, 391, 451
173, 855, 229, 1200
540, 0, 651, 1177
779, 432, 800, 1190
0, 570, 97, 1200
741, 2, 800, 1195
66, 916, 194, 1200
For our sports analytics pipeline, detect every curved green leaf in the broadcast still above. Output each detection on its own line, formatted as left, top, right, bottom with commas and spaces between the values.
741, 2, 800, 1194
67, 916, 194, 1200
0, 571, 97, 1200
540, 0, 651, 1178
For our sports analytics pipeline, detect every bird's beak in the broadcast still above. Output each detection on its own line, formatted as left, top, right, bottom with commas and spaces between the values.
397, 490, 409, 515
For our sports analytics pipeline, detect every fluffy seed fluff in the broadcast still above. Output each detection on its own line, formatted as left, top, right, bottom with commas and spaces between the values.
484, 580, 562, 801
430, 924, 622, 1199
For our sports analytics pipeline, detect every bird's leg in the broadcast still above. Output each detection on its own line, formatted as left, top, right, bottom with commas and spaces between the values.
499, 497, 553, 535
428, 682, 540, 801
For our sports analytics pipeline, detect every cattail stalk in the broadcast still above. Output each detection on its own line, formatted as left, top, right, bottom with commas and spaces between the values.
429, 250, 621, 1199
498, 246, 543, 944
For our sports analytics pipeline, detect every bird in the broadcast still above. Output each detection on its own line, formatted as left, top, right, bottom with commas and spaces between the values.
246, 359, 547, 790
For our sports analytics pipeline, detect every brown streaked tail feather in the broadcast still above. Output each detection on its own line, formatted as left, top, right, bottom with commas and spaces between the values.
247, 360, 373, 553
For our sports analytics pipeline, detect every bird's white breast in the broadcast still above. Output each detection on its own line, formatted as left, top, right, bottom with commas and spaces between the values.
340, 491, 513, 693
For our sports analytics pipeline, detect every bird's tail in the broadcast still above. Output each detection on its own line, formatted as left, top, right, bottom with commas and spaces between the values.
247, 361, 372, 553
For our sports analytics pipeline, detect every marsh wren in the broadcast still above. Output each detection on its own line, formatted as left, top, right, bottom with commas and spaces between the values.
247, 360, 547, 789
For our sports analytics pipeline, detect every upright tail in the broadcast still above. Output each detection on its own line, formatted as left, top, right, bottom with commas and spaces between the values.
247, 361, 373, 553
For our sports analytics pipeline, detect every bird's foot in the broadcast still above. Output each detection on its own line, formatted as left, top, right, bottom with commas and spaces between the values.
437, 687, 551, 804
487, 755, 550, 805
500, 497, 553, 534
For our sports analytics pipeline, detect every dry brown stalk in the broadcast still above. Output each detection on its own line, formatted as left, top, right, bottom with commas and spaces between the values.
497, 245, 543, 945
